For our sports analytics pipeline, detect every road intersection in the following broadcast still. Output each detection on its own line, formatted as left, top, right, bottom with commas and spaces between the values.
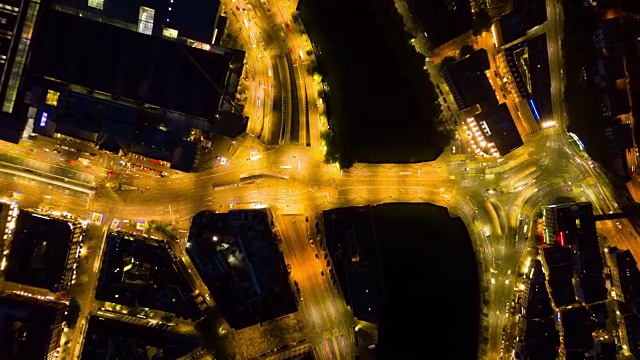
0, 0, 637, 359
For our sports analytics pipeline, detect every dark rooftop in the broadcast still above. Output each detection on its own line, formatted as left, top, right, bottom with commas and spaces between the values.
443, 49, 498, 111
527, 34, 552, 120
498, 0, 547, 46
81, 316, 198, 359
96, 232, 201, 320
610, 248, 640, 313
543, 246, 577, 307
29, 8, 240, 121
0, 113, 25, 144
521, 317, 559, 359
186, 210, 297, 329
526, 260, 554, 319
560, 306, 594, 353
323, 206, 385, 325
4, 211, 74, 292
474, 103, 524, 156
404, 0, 473, 48
0, 297, 63, 360
54, 0, 220, 44
594, 17, 623, 49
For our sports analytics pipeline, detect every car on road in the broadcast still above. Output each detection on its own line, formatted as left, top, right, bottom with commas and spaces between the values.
320, 271, 324, 277
315, 253, 319, 260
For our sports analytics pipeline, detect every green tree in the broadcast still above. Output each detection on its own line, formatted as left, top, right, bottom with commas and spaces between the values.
65, 298, 81, 328
471, 8, 492, 36
459, 44, 475, 58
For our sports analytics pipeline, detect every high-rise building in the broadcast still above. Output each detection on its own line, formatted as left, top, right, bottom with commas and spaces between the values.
0, 0, 246, 172
543, 202, 596, 246
0, 0, 41, 143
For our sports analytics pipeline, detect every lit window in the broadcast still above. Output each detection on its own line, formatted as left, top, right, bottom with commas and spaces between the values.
45, 90, 59, 106
162, 27, 178, 39
138, 6, 155, 35
39, 112, 48, 127
88, 0, 104, 10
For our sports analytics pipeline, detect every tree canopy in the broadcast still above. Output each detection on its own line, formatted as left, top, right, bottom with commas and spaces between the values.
459, 44, 475, 58
440, 56, 458, 71
65, 298, 81, 328
471, 9, 492, 36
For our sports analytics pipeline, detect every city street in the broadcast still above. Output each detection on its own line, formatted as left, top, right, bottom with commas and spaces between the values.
0, 0, 638, 359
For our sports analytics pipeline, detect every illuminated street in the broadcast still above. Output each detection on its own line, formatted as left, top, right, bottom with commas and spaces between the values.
0, 0, 638, 359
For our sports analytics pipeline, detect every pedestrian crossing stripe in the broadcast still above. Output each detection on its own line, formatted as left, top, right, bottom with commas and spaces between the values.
451, 154, 467, 162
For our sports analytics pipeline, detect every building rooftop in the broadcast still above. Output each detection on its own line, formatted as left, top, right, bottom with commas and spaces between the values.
498, 0, 547, 46
3, 211, 75, 292
474, 103, 524, 156
600, 88, 630, 118
443, 49, 497, 111
594, 17, 623, 49
527, 34, 552, 120
81, 316, 198, 359
323, 205, 385, 325
54, 0, 221, 44
186, 210, 297, 329
0, 297, 63, 360
0, 113, 25, 143
520, 317, 559, 359
96, 232, 201, 320
29, 8, 241, 121
544, 202, 596, 246
543, 246, 577, 307
404, 0, 472, 48
559, 306, 594, 354
609, 247, 640, 312
526, 260, 554, 319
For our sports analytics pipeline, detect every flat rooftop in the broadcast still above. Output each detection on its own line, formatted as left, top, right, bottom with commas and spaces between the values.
96, 232, 201, 320
55, 0, 220, 44
499, 0, 547, 45
543, 246, 577, 307
444, 49, 498, 110
474, 103, 523, 156
521, 317, 559, 359
81, 316, 198, 359
322, 206, 384, 325
186, 210, 297, 329
30, 8, 240, 120
0, 297, 62, 360
526, 260, 554, 319
527, 34, 552, 120
4, 211, 74, 292
405, 0, 473, 48
560, 306, 594, 352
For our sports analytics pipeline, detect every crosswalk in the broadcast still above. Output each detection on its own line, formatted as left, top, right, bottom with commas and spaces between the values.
451, 153, 468, 162
320, 324, 349, 340
176, 218, 192, 241
583, 176, 597, 186
312, 148, 325, 162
